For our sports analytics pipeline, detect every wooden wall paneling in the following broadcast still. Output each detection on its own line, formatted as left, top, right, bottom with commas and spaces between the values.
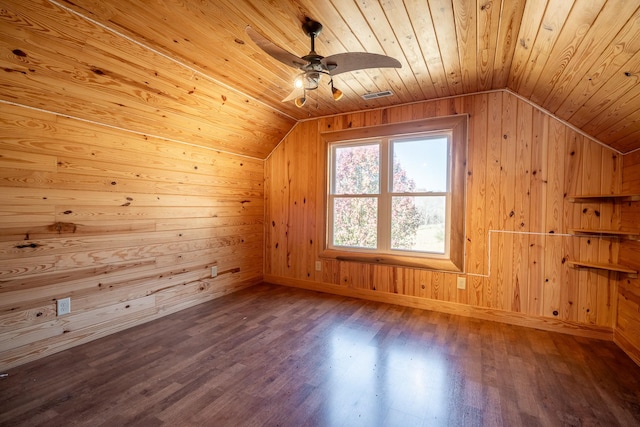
372, 264, 394, 294
487, 227, 502, 309
0, 102, 264, 369
0, 259, 156, 308
578, 140, 602, 324
528, 108, 549, 315
0, 188, 263, 217
596, 151, 623, 327
396, 267, 412, 297
264, 92, 623, 343
465, 94, 488, 281
321, 259, 340, 286
0, 205, 56, 228
510, 100, 534, 313
0, 149, 58, 172
313, 121, 325, 285
499, 95, 518, 232
283, 136, 300, 280
622, 150, 640, 194
264, 125, 293, 278
0, 105, 267, 182
429, 271, 443, 301
0, 166, 263, 205
304, 121, 321, 283
616, 151, 640, 363
447, 270, 459, 302
0, 269, 260, 370
49, 154, 262, 191
482, 92, 504, 307
492, 93, 518, 311
416, 269, 432, 300
287, 121, 319, 281
416, 268, 432, 298
0, 153, 264, 203
288, 121, 305, 280
561, 131, 582, 322
0, 238, 261, 314
543, 119, 566, 319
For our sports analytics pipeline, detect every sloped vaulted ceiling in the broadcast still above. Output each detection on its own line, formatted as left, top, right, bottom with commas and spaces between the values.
1, 0, 639, 157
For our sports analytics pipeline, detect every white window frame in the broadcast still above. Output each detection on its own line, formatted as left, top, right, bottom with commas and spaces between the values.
320, 115, 467, 272
328, 133, 452, 257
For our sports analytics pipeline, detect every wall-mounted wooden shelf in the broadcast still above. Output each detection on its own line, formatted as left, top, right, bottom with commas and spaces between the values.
567, 261, 638, 278
568, 228, 640, 241
566, 194, 639, 277
566, 194, 640, 203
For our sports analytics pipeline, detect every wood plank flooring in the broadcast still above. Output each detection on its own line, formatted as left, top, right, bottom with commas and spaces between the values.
1, 283, 639, 426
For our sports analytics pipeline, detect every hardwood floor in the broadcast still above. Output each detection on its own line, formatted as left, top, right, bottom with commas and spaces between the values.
1, 283, 639, 426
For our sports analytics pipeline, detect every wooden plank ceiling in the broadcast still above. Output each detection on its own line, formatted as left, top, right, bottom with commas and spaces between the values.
1, 0, 639, 157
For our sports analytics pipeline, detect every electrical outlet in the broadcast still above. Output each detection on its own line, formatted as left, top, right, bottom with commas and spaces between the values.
57, 297, 71, 316
315, 261, 322, 271
211, 266, 218, 277
457, 277, 466, 290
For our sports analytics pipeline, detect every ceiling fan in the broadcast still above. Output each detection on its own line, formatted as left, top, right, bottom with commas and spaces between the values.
246, 18, 402, 107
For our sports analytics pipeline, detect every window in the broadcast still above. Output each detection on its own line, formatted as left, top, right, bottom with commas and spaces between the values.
321, 116, 467, 272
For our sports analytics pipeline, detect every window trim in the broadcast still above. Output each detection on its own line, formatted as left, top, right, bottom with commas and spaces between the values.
320, 115, 468, 272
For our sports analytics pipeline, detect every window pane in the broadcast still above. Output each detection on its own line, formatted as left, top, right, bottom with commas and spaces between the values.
391, 196, 445, 254
392, 138, 448, 193
333, 197, 377, 248
334, 144, 379, 195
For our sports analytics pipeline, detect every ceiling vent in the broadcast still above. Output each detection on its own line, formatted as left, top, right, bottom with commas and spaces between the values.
361, 90, 394, 100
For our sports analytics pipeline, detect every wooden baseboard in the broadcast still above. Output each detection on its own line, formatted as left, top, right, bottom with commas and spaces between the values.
264, 274, 614, 341
614, 330, 640, 366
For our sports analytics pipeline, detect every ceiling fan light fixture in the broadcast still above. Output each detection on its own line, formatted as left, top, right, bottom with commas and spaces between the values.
295, 72, 320, 91
294, 96, 307, 108
332, 86, 343, 101
246, 19, 401, 107
330, 80, 343, 101
304, 72, 319, 90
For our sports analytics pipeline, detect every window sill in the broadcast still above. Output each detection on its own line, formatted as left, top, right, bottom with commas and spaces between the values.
319, 249, 463, 272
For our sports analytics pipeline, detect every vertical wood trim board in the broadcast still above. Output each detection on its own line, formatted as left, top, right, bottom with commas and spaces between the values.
264, 92, 623, 336
0, 103, 264, 370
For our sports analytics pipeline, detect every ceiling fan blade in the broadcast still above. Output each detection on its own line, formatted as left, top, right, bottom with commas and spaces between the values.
282, 87, 302, 102
245, 26, 307, 69
322, 52, 401, 76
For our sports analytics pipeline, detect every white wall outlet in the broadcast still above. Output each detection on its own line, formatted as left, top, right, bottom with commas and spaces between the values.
57, 297, 71, 316
211, 266, 218, 277
315, 261, 322, 271
456, 277, 466, 290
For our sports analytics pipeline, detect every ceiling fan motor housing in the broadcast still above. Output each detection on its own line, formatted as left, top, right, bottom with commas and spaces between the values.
302, 19, 323, 38
246, 18, 401, 105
